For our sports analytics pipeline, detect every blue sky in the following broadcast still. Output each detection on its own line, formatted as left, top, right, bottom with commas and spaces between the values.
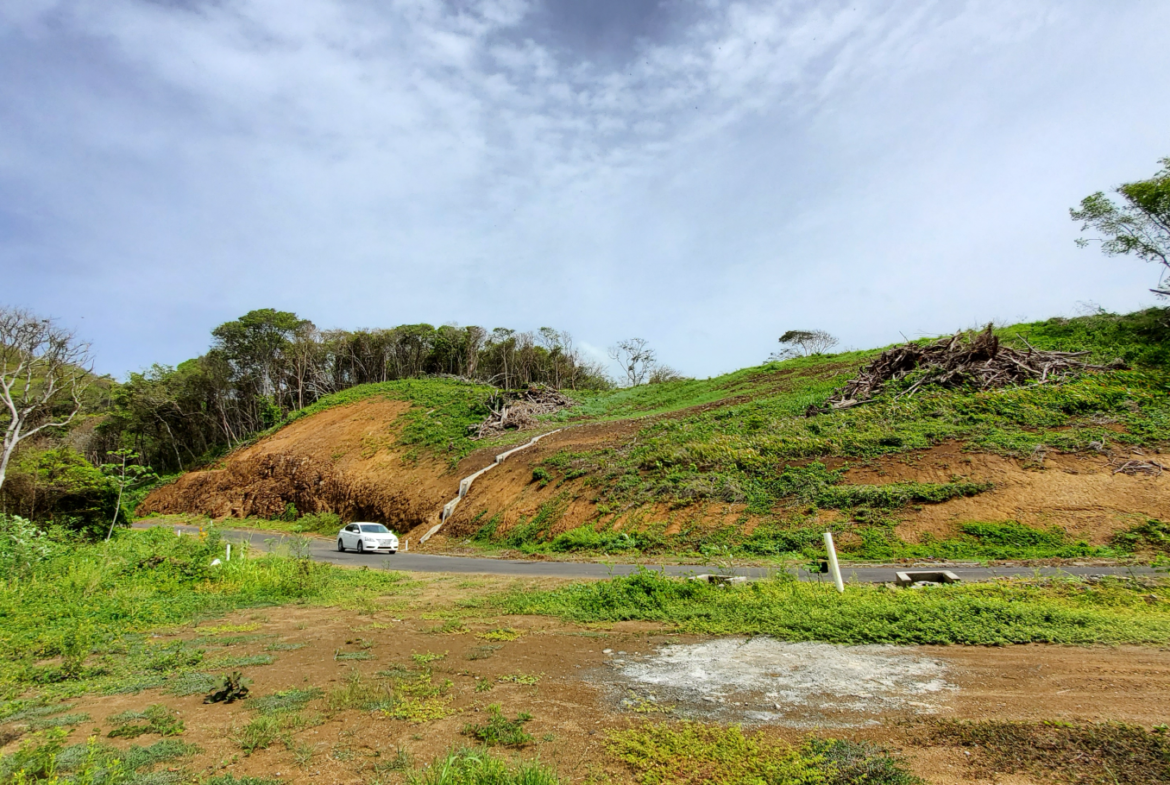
3, 0, 1168, 379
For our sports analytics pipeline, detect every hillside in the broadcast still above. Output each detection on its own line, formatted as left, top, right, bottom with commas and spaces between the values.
140, 309, 1170, 563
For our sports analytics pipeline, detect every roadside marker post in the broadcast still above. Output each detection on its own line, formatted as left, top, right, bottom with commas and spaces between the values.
226, 543, 231, 562
823, 532, 844, 593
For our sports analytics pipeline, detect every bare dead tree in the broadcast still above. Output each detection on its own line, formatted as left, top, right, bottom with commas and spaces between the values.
0, 307, 93, 492
770, 329, 840, 360
609, 338, 656, 387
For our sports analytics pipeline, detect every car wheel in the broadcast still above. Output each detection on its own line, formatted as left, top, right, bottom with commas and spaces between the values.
389, 550, 397, 555
337, 539, 345, 552
357, 541, 366, 554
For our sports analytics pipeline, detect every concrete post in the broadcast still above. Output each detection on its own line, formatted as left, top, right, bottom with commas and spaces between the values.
823, 532, 844, 593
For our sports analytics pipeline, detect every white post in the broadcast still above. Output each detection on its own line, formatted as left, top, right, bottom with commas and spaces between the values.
823, 532, 844, 593
403, 539, 409, 552
226, 543, 232, 562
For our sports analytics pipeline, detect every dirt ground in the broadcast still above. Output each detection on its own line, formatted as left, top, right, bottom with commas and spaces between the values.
5, 575, 1168, 785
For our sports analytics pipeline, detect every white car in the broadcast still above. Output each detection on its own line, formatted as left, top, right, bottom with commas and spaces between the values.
337, 523, 399, 554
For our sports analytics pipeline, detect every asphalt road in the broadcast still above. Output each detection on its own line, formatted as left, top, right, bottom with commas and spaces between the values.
138, 523, 1163, 584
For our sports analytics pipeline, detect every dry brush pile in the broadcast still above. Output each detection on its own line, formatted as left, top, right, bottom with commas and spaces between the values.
469, 385, 575, 438
810, 325, 1127, 414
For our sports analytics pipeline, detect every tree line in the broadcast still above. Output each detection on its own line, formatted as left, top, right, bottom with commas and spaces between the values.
99, 310, 613, 476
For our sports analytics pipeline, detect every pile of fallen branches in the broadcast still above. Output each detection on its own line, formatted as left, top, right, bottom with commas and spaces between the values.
469, 385, 575, 438
809, 325, 1126, 415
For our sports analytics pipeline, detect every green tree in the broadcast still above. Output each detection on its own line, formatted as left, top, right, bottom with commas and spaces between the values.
1071, 157, 1170, 296
101, 448, 157, 540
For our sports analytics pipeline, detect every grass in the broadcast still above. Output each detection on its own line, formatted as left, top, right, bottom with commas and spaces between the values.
106, 704, 184, 738
920, 719, 1170, 785
0, 729, 199, 784
502, 570, 1170, 646
462, 705, 534, 747
406, 748, 560, 785
0, 526, 416, 701
607, 721, 921, 785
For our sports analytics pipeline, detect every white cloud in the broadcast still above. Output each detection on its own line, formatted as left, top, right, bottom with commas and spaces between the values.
1, 0, 1168, 376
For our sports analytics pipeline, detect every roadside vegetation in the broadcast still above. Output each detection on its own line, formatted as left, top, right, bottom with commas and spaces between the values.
0, 524, 413, 702
501, 570, 1170, 646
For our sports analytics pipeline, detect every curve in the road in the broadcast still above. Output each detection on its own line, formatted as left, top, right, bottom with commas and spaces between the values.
142, 524, 1162, 584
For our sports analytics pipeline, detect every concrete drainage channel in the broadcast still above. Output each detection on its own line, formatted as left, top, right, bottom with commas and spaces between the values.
417, 429, 563, 544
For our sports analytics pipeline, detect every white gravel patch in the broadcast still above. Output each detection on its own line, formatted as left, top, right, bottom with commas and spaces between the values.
607, 638, 956, 726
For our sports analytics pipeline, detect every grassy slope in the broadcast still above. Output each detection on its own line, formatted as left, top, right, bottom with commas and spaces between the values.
486, 310, 1170, 561
160, 310, 1170, 562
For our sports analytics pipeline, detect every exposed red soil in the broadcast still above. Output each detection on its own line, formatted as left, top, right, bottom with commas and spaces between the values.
140, 399, 457, 532
835, 445, 1170, 546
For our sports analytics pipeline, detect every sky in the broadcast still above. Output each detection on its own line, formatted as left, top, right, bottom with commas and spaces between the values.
2, 0, 1168, 380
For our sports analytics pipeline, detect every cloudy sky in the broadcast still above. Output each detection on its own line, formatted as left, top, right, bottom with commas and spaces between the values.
3, 0, 1168, 379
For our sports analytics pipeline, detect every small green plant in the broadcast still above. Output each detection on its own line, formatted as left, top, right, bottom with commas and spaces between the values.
405, 748, 561, 785
474, 680, 494, 693
532, 467, 553, 488
466, 645, 500, 661
497, 673, 541, 686
476, 628, 521, 642
412, 651, 447, 664
327, 672, 393, 712
249, 688, 322, 715
461, 704, 534, 747
107, 704, 184, 738
204, 672, 250, 704
334, 650, 374, 661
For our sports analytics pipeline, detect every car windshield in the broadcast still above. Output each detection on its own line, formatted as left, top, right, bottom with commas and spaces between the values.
360, 524, 390, 533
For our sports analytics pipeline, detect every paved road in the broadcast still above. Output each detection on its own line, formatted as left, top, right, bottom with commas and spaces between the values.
138, 523, 1163, 584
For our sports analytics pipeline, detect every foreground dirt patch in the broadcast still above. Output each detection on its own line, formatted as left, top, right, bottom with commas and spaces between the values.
4, 576, 1169, 784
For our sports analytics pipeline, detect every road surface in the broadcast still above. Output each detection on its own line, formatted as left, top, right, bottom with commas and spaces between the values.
136, 523, 1163, 583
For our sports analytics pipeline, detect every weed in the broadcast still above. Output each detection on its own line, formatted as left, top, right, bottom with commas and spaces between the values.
327, 672, 394, 712
807, 738, 922, 785
406, 748, 561, 785
606, 721, 820, 785
386, 696, 455, 724
0, 729, 199, 784
206, 654, 275, 669
204, 672, 250, 704
265, 642, 306, 652
921, 719, 1170, 785
207, 776, 281, 785
412, 651, 447, 664
249, 688, 322, 715
373, 745, 412, 774
474, 680, 494, 693
107, 704, 184, 738
334, 650, 374, 661
497, 673, 541, 686
476, 629, 521, 642
466, 645, 501, 661
165, 672, 220, 697
462, 705, 534, 747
